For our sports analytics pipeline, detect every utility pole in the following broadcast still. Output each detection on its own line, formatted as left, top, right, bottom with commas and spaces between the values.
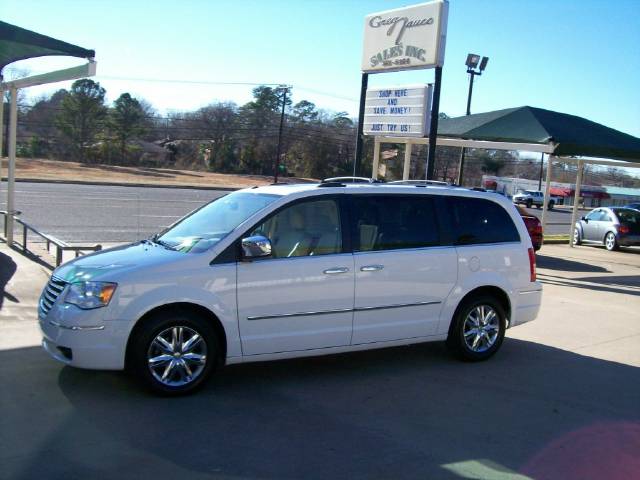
274, 86, 288, 184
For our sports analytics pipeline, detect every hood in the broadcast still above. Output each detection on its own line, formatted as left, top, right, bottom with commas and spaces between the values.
53, 241, 185, 283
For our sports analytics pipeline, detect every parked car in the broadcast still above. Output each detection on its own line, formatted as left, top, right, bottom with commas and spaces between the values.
39, 184, 542, 395
624, 203, 640, 211
513, 190, 561, 209
515, 205, 543, 251
574, 207, 640, 251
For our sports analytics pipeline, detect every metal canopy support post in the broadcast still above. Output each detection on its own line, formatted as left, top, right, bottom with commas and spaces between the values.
426, 66, 442, 180
538, 152, 545, 190
456, 147, 465, 185
372, 136, 381, 180
569, 159, 584, 247
403, 142, 412, 180
6, 87, 17, 245
0, 86, 4, 195
353, 73, 369, 177
541, 155, 555, 241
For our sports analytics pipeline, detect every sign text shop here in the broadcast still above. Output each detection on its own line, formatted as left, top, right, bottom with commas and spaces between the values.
364, 85, 432, 137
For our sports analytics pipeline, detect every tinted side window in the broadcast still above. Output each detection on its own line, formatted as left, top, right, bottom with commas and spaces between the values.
449, 197, 520, 245
351, 195, 440, 252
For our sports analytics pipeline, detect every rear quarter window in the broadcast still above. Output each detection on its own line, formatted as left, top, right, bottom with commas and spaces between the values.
448, 197, 520, 245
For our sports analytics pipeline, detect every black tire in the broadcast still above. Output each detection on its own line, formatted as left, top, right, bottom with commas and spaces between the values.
573, 228, 582, 246
129, 309, 219, 396
604, 231, 619, 251
446, 295, 506, 362
526, 199, 533, 208
535, 204, 541, 209
548, 200, 555, 210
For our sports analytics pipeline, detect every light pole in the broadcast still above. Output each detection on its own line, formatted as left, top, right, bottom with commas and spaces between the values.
457, 53, 489, 186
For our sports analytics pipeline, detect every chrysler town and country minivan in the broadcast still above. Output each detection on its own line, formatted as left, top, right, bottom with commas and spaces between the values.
39, 182, 542, 394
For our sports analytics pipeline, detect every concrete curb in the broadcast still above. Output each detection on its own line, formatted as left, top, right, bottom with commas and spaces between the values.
1, 177, 241, 191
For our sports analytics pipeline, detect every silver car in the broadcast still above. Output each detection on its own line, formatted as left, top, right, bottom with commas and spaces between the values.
574, 207, 640, 251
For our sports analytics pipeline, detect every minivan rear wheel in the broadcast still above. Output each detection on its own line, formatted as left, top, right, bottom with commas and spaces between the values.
130, 310, 219, 395
447, 296, 506, 361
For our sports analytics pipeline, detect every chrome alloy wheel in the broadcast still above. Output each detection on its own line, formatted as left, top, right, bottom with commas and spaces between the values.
574, 228, 580, 244
605, 232, 616, 250
147, 326, 208, 387
463, 305, 500, 353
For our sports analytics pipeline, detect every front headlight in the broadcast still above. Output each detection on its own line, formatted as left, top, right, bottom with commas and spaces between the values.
65, 282, 117, 309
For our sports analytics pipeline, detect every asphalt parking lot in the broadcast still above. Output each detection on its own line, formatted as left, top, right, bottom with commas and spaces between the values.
1, 243, 638, 480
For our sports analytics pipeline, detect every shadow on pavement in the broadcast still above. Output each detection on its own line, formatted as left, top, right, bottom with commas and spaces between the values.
0, 251, 17, 308
575, 275, 640, 288
538, 273, 640, 297
2, 339, 638, 479
536, 254, 609, 273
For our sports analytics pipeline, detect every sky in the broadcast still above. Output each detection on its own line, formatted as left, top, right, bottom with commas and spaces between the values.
2, 0, 639, 137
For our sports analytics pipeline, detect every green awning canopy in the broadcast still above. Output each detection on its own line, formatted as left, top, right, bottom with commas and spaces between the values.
0, 21, 94, 76
438, 106, 640, 162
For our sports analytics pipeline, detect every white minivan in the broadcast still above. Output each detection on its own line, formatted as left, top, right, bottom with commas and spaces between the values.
39, 182, 542, 395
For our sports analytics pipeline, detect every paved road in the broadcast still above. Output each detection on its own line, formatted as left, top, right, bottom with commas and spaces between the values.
1, 182, 228, 243
1, 182, 577, 244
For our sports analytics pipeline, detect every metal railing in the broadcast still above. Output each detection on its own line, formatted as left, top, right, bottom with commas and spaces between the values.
1, 211, 102, 266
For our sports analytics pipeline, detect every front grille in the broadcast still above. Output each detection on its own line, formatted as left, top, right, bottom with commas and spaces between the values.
39, 276, 67, 317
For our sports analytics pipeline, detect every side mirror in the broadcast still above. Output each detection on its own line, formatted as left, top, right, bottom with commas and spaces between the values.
241, 235, 272, 261
581, 216, 588, 222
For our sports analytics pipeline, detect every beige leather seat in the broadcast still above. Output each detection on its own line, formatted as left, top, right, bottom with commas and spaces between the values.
272, 208, 311, 258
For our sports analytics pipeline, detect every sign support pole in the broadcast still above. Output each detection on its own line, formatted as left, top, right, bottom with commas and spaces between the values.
426, 66, 442, 180
353, 73, 369, 177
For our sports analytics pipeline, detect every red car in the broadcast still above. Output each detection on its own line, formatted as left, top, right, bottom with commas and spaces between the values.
516, 206, 542, 251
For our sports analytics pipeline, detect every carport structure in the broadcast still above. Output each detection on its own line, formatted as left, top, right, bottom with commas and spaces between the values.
0, 21, 96, 245
371, 106, 640, 246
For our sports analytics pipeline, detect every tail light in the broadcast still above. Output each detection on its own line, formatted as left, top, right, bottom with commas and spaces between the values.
528, 247, 537, 282
619, 225, 630, 234
532, 223, 543, 235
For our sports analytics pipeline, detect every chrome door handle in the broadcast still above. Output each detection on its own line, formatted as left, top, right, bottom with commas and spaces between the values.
360, 264, 384, 272
323, 267, 349, 275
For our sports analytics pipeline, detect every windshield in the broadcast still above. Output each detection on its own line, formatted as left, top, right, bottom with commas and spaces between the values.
524, 190, 538, 195
157, 191, 280, 253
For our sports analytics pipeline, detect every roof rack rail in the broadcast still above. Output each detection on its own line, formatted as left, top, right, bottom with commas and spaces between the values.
317, 181, 346, 188
321, 176, 383, 184
388, 180, 449, 186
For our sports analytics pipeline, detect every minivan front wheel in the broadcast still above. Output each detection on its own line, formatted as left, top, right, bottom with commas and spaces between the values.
130, 311, 218, 395
447, 296, 506, 361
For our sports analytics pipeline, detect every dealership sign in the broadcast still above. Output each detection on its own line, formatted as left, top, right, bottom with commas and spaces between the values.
363, 84, 433, 137
362, 1, 449, 73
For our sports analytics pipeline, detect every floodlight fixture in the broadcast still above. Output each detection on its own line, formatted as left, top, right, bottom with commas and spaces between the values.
479, 56, 489, 72
465, 53, 480, 69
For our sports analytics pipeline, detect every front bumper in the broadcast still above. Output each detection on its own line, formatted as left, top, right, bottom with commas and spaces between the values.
39, 301, 129, 370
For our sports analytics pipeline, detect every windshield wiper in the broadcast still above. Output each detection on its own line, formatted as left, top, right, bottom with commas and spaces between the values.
148, 234, 175, 250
